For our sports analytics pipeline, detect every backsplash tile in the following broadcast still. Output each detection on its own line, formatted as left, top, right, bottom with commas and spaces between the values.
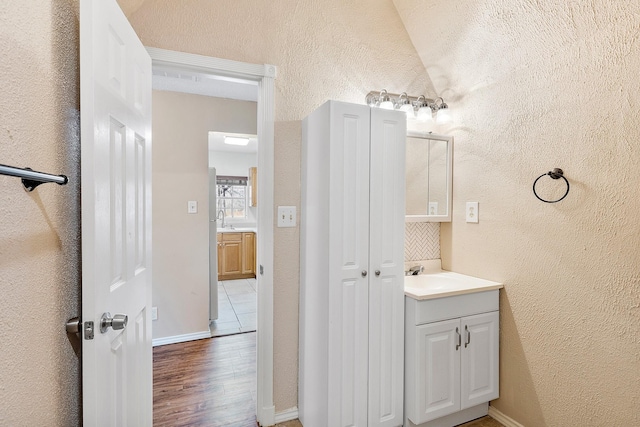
405, 222, 440, 261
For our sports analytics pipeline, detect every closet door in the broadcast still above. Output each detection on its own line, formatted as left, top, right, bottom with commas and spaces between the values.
368, 108, 406, 427
327, 102, 371, 427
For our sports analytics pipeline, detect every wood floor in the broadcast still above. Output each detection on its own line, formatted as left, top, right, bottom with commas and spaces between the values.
153, 332, 506, 427
153, 332, 257, 427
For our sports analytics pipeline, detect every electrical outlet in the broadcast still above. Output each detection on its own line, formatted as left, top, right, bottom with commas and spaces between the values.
188, 200, 198, 214
466, 202, 479, 223
277, 206, 296, 227
151, 307, 158, 321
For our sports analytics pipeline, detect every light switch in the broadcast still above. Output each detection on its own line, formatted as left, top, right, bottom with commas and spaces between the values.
188, 200, 198, 214
277, 206, 296, 227
466, 202, 479, 223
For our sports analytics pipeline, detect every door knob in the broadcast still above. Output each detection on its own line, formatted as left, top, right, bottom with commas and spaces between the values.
361, 270, 368, 277
100, 312, 128, 333
375, 270, 381, 277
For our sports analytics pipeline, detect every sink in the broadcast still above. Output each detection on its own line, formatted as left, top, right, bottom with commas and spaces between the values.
404, 270, 502, 300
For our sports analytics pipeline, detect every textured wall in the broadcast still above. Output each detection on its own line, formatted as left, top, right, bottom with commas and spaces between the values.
394, 0, 640, 425
124, 0, 430, 411
152, 90, 257, 340
0, 1, 81, 426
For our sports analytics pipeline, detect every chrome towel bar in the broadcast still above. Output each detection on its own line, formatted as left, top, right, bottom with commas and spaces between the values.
0, 163, 68, 192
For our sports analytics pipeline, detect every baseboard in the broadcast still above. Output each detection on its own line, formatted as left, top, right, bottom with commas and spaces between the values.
274, 407, 298, 424
489, 405, 525, 427
152, 330, 212, 347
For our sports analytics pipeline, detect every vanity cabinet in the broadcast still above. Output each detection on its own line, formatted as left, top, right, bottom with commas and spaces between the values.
217, 232, 256, 280
405, 291, 499, 427
299, 101, 406, 427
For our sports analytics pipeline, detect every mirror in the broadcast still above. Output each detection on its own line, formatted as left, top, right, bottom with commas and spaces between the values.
405, 132, 453, 222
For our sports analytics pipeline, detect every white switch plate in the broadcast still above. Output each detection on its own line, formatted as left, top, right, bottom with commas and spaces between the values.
151, 307, 158, 321
277, 206, 296, 227
466, 202, 479, 223
188, 200, 198, 214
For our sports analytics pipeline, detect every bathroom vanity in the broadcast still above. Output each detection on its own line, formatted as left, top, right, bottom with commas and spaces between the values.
404, 271, 503, 427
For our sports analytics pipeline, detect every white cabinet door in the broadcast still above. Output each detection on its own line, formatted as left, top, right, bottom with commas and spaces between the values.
368, 108, 406, 427
327, 102, 371, 427
412, 318, 461, 424
461, 311, 500, 409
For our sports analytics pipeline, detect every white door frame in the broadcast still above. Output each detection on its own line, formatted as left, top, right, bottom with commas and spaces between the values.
147, 47, 277, 425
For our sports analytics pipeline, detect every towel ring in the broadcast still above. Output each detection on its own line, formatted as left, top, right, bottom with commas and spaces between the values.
533, 168, 570, 203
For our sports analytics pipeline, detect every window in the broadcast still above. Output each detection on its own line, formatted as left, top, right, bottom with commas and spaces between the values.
216, 176, 247, 219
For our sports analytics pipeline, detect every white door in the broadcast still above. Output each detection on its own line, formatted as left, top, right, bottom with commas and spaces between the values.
412, 319, 461, 424
461, 311, 500, 409
368, 108, 406, 427
80, 0, 153, 425
327, 102, 370, 427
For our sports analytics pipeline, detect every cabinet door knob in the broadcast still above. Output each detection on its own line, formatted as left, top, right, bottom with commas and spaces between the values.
375, 270, 381, 277
361, 270, 368, 277
465, 325, 471, 348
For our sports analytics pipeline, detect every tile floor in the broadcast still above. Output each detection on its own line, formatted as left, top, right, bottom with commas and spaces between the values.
210, 278, 257, 337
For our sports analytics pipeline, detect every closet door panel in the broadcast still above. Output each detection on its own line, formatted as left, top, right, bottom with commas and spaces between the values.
368, 108, 406, 427
327, 102, 370, 427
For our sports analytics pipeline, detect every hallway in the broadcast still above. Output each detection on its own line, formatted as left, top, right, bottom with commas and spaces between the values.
153, 333, 257, 426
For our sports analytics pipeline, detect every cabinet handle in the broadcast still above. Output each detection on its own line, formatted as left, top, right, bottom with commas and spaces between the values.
465, 325, 471, 348
455, 327, 461, 351
361, 270, 368, 277
375, 270, 381, 277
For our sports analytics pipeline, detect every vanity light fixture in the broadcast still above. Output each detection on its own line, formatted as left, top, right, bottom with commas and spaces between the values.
365, 90, 452, 123
224, 136, 250, 146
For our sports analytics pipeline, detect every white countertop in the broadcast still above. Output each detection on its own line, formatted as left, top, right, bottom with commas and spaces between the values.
216, 227, 257, 233
404, 270, 503, 300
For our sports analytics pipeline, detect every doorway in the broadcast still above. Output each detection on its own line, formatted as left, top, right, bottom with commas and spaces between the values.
148, 48, 276, 425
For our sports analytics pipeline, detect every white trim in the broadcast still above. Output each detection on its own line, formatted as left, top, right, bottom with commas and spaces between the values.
489, 405, 525, 427
147, 47, 276, 426
274, 407, 299, 424
152, 330, 212, 347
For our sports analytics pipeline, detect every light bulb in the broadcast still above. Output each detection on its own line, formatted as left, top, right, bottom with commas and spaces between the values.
416, 106, 433, 123
399, 103, 415, 119
436, 106, 452, 124
379, 100, 394, 110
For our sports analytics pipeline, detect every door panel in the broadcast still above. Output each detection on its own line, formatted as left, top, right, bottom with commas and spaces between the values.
327, 102, 370, 427
368, 108, 406, 427
81, 0, 152, 425
410, 319, 461, 424
461, 311, 499, 409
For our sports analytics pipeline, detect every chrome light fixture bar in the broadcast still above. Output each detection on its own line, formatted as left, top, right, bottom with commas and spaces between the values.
365, 90, 451, 123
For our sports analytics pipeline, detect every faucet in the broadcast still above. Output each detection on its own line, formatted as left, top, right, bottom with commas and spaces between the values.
217, 210, 225, 229
405, 265, 424, 276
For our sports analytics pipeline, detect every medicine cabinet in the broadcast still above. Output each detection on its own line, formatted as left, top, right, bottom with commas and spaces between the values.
405, 132, 453, 222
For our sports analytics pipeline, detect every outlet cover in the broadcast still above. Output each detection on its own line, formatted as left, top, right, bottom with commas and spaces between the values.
277, 206, 296, 227
188, 200, 198, 214
466, 202, 479, 223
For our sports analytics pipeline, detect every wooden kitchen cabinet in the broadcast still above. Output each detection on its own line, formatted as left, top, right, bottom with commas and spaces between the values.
242, 232, 255, 275
217, 232, 256, 280
248, 167, 257, 207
